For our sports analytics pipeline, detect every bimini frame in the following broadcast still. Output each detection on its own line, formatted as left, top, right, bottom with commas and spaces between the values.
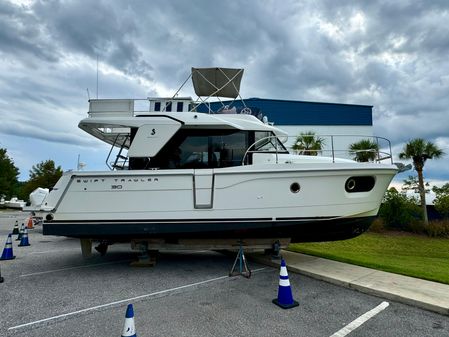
171, 67, 247, 113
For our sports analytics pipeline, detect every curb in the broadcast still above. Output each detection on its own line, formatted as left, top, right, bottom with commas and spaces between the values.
248, 250, 449, 316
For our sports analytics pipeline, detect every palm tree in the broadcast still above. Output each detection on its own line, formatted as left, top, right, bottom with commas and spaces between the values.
349, 139, 379, 162
292, 131, 324, 156
399, 138, 444, 226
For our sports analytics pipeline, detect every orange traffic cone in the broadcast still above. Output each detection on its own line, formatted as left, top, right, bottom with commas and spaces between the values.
27, 216, 34, 229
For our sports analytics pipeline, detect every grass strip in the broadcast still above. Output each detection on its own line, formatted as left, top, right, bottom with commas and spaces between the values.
288, 231, 449, 284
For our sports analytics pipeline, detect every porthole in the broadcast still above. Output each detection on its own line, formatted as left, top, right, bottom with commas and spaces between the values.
345, 176, 375, 193
290, 182, 301, 193
346, 178, 356, 191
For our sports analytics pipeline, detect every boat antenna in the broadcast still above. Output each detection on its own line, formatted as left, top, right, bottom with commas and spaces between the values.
86, 88, 91, 100
96, 55, 99, 99
171, 73, 192, 99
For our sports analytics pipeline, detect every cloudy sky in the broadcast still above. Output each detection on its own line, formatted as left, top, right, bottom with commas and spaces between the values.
1, 0, 448, 193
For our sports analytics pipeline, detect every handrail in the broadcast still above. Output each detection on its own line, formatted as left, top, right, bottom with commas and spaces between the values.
105, 134, 121, 170
242, 135, 284, 165
242, 134, 394, 165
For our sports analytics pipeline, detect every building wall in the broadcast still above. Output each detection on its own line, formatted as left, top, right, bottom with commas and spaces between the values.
196, 98, 377, 160
279, 125, 374, 160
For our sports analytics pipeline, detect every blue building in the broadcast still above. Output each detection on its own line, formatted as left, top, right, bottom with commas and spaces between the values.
198, 97, 372, 126
197, 98, 374, 157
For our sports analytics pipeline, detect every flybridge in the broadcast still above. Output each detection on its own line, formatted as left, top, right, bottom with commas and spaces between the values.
87, 97, 194, 118
87, 67, 246, 118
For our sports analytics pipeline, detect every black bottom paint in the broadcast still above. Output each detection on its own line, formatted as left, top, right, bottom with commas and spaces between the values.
43, 216, 375, 243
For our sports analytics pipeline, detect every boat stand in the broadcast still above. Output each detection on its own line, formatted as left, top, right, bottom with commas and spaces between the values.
229, 242, 251, 278
271, 240, 282, 260
131, 242, 157, 267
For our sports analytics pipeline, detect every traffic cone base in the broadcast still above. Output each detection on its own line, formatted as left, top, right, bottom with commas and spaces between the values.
1, 234, 16, 260
272, 298, 299, 309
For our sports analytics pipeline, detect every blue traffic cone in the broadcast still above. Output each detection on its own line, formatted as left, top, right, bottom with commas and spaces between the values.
18, 227, 30, 247
121, 304, 136, 337
272, 259, 299, 309
0, 234, 16, 260
12, 220, 19, 235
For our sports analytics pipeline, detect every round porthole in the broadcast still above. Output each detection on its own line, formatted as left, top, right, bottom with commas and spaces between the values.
346, 178, 356, 191
290, 182, 301, 193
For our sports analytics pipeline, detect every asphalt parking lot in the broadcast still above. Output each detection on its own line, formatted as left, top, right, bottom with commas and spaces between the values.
0, 211, 448, 337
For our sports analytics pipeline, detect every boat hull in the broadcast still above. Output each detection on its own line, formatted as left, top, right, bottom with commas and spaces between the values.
42, 163, 395, 243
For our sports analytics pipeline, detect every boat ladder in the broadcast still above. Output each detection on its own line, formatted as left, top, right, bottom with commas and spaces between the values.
106, 134, 129, 170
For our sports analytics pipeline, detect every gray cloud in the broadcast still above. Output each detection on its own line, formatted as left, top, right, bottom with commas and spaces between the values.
0, 0, 448, 182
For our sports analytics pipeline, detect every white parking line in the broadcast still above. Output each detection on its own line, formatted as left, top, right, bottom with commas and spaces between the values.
330, 301, 389, 337
9, 267, 267, 331
20, 260, 131, 277
32, 248, 80, 254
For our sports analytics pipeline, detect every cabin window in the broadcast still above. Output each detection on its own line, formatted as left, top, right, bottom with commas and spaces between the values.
178, 136, 209, 168
165, 102, 172, 112
154, 102, 161, 111
210, 132, 248, 167
177, 102, 184, 112
148, 130, 249, 169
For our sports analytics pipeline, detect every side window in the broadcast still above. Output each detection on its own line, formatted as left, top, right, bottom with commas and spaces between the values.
177, 102, 183, 112
165, 101, 172, 112
178, 136, 209, 168
154, 102, 161, 111
211, 132, 248, 167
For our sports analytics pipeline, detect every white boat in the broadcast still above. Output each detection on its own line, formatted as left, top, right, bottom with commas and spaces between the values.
4, 197, 26, 210
23, 187, 50, 213
41, 68, 397, 255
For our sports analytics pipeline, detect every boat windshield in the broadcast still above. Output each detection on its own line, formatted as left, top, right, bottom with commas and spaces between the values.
253, 131, 287, 152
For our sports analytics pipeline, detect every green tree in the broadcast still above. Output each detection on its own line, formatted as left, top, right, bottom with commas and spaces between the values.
378, 187, 421, 230
399, 139, 444, 226
349, 139, 379, 162
432, 183, 449, 218
292, 131, 324, 156
0, 148, 20, 199
23, 160, 63, 197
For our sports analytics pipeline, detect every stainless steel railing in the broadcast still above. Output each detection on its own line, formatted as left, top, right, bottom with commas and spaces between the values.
242, 135, 393, 165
